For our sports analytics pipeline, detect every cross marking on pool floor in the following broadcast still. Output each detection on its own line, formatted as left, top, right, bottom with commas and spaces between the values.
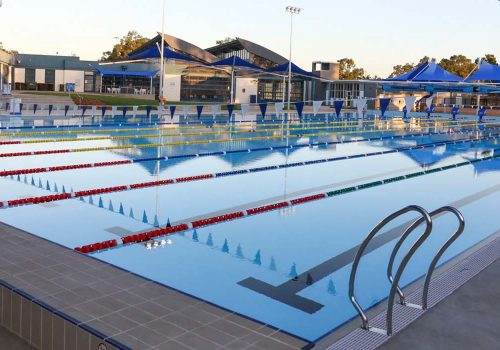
238, 184, 500, 314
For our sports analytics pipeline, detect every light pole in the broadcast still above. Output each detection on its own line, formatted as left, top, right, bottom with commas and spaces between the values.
159, 0, 166, 104
285, 6, 302, 110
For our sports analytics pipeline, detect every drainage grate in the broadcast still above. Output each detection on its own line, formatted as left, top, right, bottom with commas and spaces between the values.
328, 237, 500, 350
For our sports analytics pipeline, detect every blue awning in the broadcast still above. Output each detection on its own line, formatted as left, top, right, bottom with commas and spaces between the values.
211, 56, 263, 71
386, 61, 462, 82
95, 67, 159, 77
124, 46, 201, 63
413, 62, 462, 82
387, 62, 430, 81
466, 61, 500, 82
267, 62, 317, 79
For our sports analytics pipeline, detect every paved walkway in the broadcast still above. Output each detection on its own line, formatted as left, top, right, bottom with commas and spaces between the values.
379, 258, 500, 350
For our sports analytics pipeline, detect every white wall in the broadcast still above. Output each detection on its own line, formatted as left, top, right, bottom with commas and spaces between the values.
55, 70, 64, 91
14, 68, 25, 84
235, 78, 258, 104
163, 74, 181, 101
63, 70, 85, 92
35, 69, 45, 84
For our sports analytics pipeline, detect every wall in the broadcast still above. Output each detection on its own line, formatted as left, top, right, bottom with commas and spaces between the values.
163, 74, 181, 101
35, 69, 45, 84
235, 78, 258, 104
63, 70, 85, 92
54, 70, 65, 91
14, 68, 25, 84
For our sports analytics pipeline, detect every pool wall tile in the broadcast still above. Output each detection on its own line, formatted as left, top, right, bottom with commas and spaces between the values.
21, 297, 32, 340
11, 291, 22, 335
31, 302, 42, 348
41, 308, 53, 350
52, 314, 66, 349
1, 286, 12, 330
64, 322, 77, 350
76, 326, 90, 350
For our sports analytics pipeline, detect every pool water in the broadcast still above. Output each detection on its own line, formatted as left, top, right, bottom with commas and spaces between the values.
0, 113, 499, 341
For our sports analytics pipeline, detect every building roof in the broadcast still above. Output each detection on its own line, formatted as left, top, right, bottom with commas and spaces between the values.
206, 38, 288, 66
0, 49, 13, 65
14, 54, 99, 71
129, 33, 218, 64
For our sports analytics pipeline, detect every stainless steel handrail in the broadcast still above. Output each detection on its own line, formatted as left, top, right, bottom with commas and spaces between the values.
386, 208, 433, 335
386, 206, 465, 310
422, 207, 465, 309
348, 205, 432, 331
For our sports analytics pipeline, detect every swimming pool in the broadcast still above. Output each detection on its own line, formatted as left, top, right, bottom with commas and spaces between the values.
0, 113, 499, 342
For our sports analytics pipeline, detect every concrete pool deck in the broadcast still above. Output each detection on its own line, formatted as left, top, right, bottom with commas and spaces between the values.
0, 222, 312, 350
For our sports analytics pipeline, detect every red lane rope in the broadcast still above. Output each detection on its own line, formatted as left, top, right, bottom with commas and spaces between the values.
75, 194, 331, 253
0, 160, 132, 177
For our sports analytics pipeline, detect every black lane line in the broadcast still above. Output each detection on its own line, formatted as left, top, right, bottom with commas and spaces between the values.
237, 184, 500, 314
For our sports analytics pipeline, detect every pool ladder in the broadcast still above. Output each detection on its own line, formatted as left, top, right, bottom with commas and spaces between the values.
348, 205, 465, 336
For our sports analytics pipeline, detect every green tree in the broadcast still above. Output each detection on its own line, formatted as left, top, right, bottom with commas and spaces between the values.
389, 56, 433, 78
439, 55, 476, 78
215, 37, 236, 45
337, 58, 365, 80
484, 54, 497, 65
101, 31, 149, 62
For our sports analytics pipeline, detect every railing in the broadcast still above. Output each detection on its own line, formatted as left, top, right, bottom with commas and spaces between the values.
349, 205, 465, 336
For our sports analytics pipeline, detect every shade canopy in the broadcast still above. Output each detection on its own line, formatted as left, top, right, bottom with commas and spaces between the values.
466, 61, 500, 82
124, 46, 201, 63
267, 62, 317, 79
211, 56, 263, 71
388, 61, 462, 82
95, 67, 159, 77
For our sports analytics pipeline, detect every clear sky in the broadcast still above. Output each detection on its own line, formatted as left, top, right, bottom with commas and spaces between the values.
1, 0, 499, 77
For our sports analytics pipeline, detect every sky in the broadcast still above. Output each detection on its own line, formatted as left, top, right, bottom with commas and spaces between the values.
0, 0, 499, 77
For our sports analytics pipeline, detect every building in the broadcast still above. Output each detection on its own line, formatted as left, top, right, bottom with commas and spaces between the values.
0, 48, 13, 95
207, 38, 306, 103
12, 54, 101, 93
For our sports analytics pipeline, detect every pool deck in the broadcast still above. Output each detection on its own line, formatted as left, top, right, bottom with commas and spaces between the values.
0, 221, 312, 350
324, 231, 500, 350
379, 257, 500, 350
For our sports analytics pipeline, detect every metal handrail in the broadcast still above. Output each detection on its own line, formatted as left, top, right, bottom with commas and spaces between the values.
386, 206, 465, 310
348, 205, 432, 331
386, 208, 433, 335
422, 207, 465, 309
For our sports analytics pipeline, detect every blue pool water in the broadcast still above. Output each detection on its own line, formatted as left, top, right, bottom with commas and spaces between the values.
0, 113, 499, 341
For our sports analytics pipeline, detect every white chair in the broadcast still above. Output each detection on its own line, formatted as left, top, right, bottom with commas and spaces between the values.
106, 88, 111, 94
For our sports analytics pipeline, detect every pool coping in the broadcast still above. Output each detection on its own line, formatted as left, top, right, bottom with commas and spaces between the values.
0, 221, 314, 350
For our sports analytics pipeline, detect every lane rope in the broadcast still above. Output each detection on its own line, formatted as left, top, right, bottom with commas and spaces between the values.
1, 127, 499, 177
1, 123, 496, 159
2, 134, 498, 209
74, 151, 500, 254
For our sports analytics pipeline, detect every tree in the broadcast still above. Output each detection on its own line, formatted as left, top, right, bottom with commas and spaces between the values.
337, 58, 365, 80
439, 55, 475, 78
215, 37, 236, 45
101, 31, 149, 62
484, 54, 497, 65
389, 56, 433, 78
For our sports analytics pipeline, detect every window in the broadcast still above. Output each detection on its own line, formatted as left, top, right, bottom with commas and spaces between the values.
25, 69, 36, 83
45, 69, 55, 84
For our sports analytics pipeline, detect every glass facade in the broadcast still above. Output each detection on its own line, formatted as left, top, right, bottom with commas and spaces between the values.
257, 78, 303, 102
330, 82, 362, 107
216, 48, 251, 61
101, 74, 155, 94
181, 67, 230, 102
